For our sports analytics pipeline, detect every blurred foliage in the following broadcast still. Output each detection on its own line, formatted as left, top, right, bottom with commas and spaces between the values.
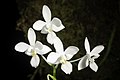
15, 0, 120, 80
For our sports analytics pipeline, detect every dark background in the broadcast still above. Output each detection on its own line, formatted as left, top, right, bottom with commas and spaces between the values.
5, 0, 120, 80
5, 0, 34, 80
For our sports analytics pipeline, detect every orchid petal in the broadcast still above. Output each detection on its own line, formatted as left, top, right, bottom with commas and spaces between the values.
37, 45, 51, 55
28, 28, 36, 46
91, 45, 104, 55
15, 42, 30, 52
78, 55, 89, 70
51, 17, 65, 32
61, 62, 72, 74
47, 32, 57, 45
53, 37, 64, 53
34, 41, 44, 55
30, 55, 40, 68
89, 61, 98, 72
47, 52, 60, 64
25, 51, 32, 56
85, 37, 90, 54
33, 20, 46, 31
42, 45, 52, 54
42, 5, 51, 22
65, 46, 79, 60
25, 46, 33, 56
92, 54, 100, 59
41, 27, 48, 34
35, 41, 43, 50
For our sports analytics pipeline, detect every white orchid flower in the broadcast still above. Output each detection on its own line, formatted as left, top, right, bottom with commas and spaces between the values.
33, 5, 65, 44
15, 28, 51, 68
47, 37, 79, 74
78, 37, 104, 72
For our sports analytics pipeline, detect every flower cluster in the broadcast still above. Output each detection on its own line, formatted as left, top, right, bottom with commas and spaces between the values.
14, 5, 104, 79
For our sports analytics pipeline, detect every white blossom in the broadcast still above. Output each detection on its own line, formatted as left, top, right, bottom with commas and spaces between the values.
47, 37, 79, 74
78, 37, 104, 72
15, 28, 51, 68
33, 5, 65, 44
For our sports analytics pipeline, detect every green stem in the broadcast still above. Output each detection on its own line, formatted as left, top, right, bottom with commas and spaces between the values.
47, 74, 57, 80
53, 66, 56, 77
52, 64, 58, 79
47, 64, 58, 80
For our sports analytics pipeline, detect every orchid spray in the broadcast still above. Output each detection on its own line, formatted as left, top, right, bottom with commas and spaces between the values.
14, 5, 104, 80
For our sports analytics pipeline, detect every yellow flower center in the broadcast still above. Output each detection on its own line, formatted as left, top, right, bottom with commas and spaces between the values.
47, 27, 52, 33
46, 23, 53, 33
60, 56, 67, 64
31, 49, 36, 57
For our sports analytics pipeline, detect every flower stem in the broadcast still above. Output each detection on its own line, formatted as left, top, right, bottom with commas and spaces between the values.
41, 55, 52, 66
47, 74, 57, 80
69, 57, 82, 63
53, 66, 56, 77
47, 64, 58, 80
52, 64, 58, 79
